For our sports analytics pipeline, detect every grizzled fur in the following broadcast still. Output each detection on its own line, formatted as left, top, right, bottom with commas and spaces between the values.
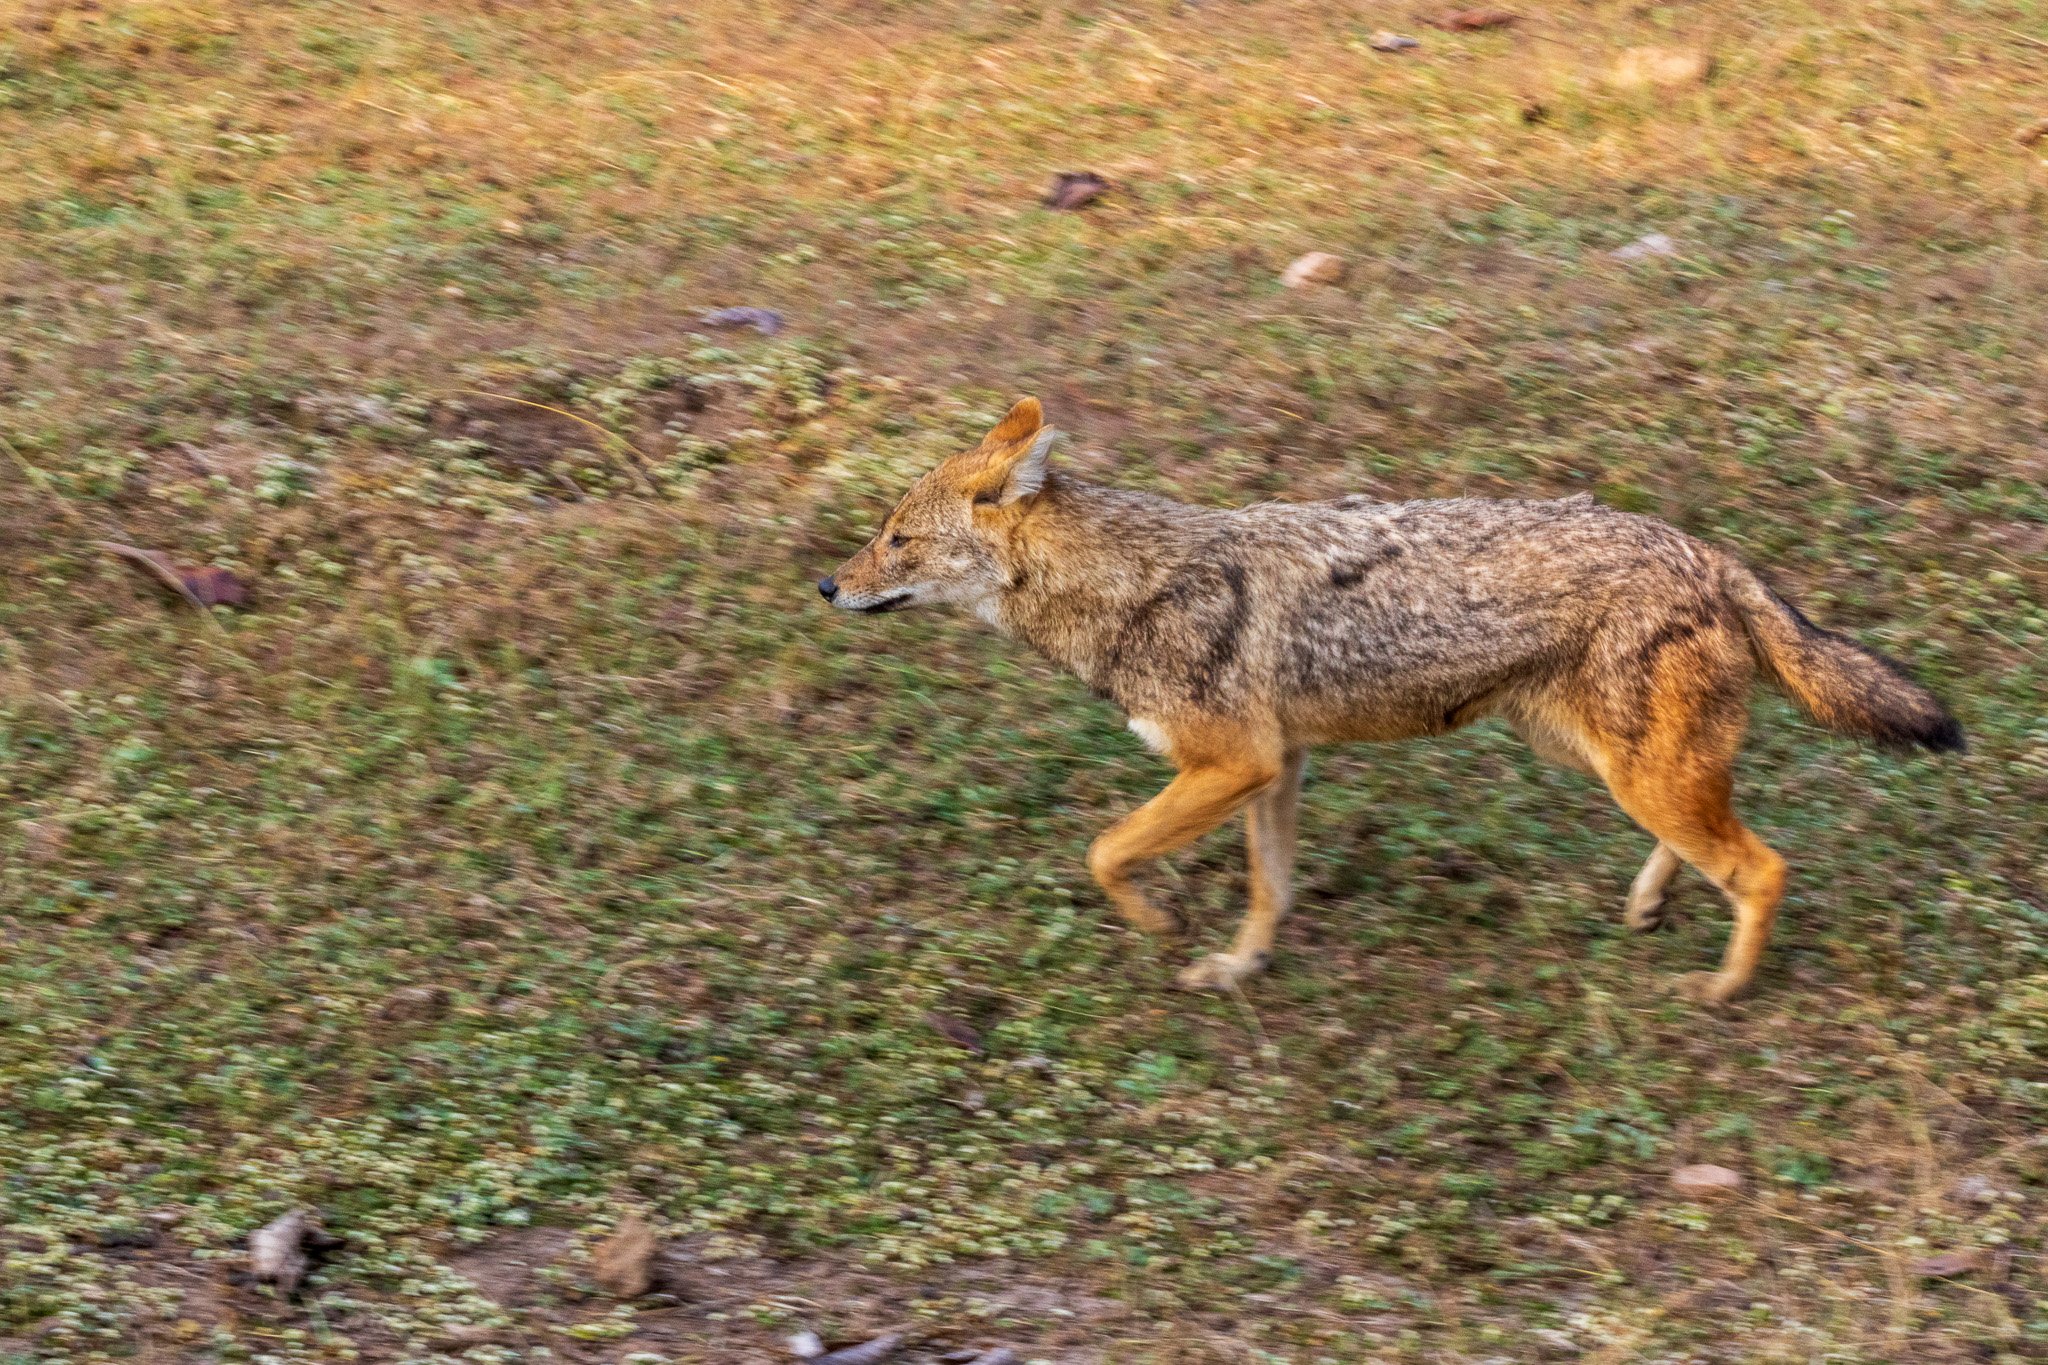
823, 399, 1964, 1004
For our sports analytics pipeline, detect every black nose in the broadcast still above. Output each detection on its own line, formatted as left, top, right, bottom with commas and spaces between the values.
817, 576, 839, 602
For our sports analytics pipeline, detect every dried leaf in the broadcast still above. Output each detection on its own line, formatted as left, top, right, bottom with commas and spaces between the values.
924, 1012, 984, 1055
700, 306, 785, 335
590, 1214, 658, 1298
1427, 9, 1519, 31
378, 984, 451, 1021
817, 1333, 905, 1365
97, 542, 250, 610
1043, 172, 1109, 211
249, 1210, 319, 1295
1280, 252, 1348, 288
1369, 31, 1420, 52
1911, 1248, 1986, 1278
1669, 1163, 1744, 1197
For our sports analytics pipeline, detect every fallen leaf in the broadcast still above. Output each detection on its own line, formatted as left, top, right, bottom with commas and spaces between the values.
1670, 1164, 1744, 1197
1911, 1248, 1986, 1278
699, 306, 784, 335
19, 820, 63, 865
1043, 171, 1109, 210
1608, 47, 1714, 91
1281, 251, 1348, 288
2019, 116, 2048, 146
1369, 31, 1420, 52
590, 1214, 658, 1298
249, 1210, 322, 1295
97, 542, 250, 610
817, 1334, 906, 1365
1427, 9, 1519, 31
1612, 231, 1679, 262
378, 984, 451, 1021
90, 1224, 160, 1249
924, 1012, 984, 1055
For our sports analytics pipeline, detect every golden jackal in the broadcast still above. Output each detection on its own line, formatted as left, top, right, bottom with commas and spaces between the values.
820, 399, 1963, 1003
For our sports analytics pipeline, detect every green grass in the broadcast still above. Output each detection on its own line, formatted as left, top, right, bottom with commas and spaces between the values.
3, 3, 2047, 1361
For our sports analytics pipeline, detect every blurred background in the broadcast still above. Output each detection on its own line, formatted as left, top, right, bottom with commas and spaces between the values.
3, 3, 2045, 1361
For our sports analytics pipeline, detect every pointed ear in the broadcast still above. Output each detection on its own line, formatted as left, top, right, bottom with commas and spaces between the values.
983, 397, 1043, 448
969, 425, 1061, 507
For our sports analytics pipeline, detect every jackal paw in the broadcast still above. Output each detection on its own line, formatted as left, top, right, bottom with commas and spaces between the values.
1624, 893, 1667, 933
1671, 970, 1745, 1006
1175, 952, 1270, 992
1126, 906, 1185, 940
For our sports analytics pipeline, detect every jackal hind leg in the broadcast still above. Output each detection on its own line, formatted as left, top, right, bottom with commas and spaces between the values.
1625, 841, 1683, 931
1508, 711, 1683, 931
1178, 748, 1306, 992
1589, 685, 1785, 1005
1086, 749, 1281, 944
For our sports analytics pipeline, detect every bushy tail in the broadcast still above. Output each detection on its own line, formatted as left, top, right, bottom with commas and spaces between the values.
1722, 561, 1964, 753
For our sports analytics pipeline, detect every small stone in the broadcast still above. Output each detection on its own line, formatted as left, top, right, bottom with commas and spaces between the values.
1612, 232, 1679, 262
700, 306, 785, 335
347, 396, 395, 426
1670, 1163, 1744, 1197
1952, 1174, 2002, 1204
249, 1210, 317, 1295
1281, 251, 1348, 288
1609, 47, 1713, 91
440, 284, 466, 299
1369, 32, 1420, 52
788, 1329, 827, 1359
816, 1335, 906, 1365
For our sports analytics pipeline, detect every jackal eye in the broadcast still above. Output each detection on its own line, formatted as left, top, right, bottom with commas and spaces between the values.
888, 532, 909, 549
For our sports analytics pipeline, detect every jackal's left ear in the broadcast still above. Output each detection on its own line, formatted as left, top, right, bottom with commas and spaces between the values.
978, 426, 1060, 506
983, 397, 1044, 448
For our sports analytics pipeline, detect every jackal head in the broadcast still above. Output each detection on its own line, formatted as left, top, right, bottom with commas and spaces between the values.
818, 398, 1057, 615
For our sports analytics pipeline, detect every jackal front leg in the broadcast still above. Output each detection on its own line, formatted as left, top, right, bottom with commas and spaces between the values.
1086, 756, 1280, 942
1178, 748, 1306, 991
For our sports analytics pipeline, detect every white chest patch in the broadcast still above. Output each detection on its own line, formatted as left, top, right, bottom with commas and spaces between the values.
1127, 717, 1172, 755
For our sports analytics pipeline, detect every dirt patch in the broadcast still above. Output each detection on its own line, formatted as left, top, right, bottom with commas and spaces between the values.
431, 397, 583, 477
442, 1226, 576, 1309
612, 1242, 1136, 1365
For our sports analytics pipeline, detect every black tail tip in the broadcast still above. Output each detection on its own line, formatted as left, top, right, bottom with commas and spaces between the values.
1922, 711, 1967, 754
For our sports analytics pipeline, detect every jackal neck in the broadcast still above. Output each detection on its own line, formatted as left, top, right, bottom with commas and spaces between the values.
987, 477, 1208, 702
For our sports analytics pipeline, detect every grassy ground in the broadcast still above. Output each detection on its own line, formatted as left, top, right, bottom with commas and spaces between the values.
4, 2, 2048, 1361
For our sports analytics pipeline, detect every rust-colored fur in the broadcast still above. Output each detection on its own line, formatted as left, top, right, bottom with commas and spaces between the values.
822, 399, 1964, 1003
